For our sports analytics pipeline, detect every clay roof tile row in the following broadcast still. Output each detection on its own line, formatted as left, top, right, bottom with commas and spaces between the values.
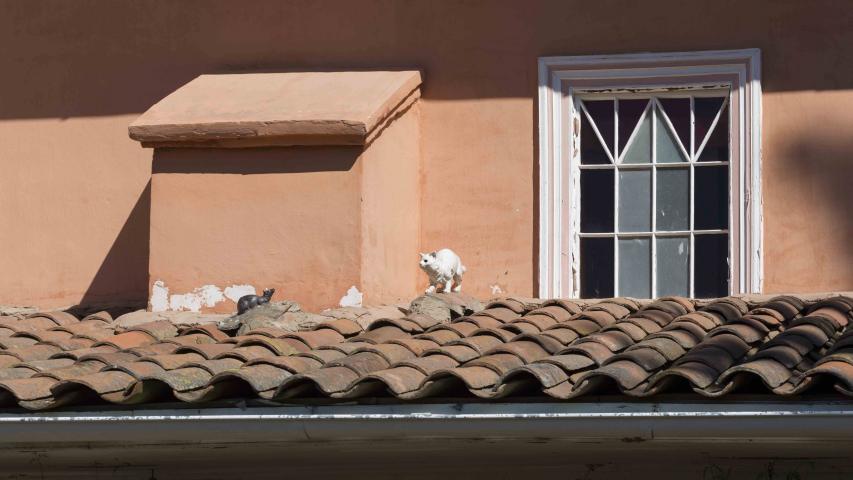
0, 294, 849, 410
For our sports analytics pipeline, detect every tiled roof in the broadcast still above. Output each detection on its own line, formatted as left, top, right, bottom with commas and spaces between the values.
0, 294, 851, 410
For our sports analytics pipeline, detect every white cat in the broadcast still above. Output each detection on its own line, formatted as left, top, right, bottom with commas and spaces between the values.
419, 249, 466, 293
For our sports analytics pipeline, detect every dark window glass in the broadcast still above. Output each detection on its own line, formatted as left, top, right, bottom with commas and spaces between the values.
658, 98, 690, 153
583, 100, 615, 157
581, 237, 614, 298
695, 234, 729, 297
580, 169, 614, 232
694, 97, 725, 155
698, 102, 729, 162
580, 107, 611, 165
617, 99, 649, 156
655, 105, 688, 163
695, 166, 729, 230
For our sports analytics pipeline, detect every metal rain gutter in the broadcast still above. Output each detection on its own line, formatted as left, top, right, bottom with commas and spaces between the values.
2, 401, 853, 446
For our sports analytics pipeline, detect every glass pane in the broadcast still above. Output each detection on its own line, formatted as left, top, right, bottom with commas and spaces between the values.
698, 102, 729, 162
581, 237, 614, 298
656, 237, 689, 297
618, 238, 651, 298
580, 169, 614, 233
621, 107, 651, 164
694, 97, 725, 156
618, 99, 649, 156
655, 105, 687, 163
658, 98, 690, 154
583, 100, 615, 157
695, 166, 728, 230
580, 105, 611, 165
656, 168, 689, 231
618, 169, 651, 232
695, 234, 729, 297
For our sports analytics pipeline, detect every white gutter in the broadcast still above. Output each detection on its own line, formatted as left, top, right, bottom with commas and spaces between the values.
2, 401, 853, 446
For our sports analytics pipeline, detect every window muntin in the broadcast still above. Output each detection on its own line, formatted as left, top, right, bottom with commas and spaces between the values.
576, 90, 730, 298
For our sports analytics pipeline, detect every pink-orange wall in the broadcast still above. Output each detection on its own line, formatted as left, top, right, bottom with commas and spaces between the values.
150, 147, 362, 312
1, 0, 851, 309
149, 103, 421, 312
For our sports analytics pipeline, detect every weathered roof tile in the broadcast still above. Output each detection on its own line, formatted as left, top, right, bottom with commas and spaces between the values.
0, 293, 849, 409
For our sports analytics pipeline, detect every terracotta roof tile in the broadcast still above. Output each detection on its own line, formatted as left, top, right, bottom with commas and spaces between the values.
25, 311, 80, 326
508, 333, 563, 354
211, 363, 291, 393
316, 318, 363, 337
0, 293, 850, 409
0, 337, 39, 349
362, 366, 427, 395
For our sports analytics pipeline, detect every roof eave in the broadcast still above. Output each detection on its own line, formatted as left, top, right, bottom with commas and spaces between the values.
3, 401, 853, 447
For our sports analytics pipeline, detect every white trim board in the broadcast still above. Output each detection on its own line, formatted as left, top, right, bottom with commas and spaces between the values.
537, 49, 762, 299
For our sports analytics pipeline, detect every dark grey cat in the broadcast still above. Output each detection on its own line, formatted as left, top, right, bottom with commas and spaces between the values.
237, 288, 275, 315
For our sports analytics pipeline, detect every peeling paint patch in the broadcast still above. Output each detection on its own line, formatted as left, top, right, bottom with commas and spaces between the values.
151, 281, 257, 312
150, 280, 169, 312
581, 83, 728, 95
339, 286, 363, 308
490, 284, 503, 295
224, 285, 256, 302
169, 285, 225, 312
168, 292, 202, 312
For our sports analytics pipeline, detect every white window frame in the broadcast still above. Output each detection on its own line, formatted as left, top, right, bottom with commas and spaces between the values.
538, 49, 762, 298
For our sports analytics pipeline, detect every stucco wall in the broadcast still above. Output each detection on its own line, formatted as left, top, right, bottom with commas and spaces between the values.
360, 103, 423, 306
150, 147, 363, 312
148, 102, 421, 312
1, 0, 851, 309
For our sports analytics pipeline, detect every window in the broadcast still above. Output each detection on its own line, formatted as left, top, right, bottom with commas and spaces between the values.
538, 50, 761, 299
577, 91, 730, 298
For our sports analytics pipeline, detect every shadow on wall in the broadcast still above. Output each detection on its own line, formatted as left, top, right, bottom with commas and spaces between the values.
71, 146, 360, 316
1, 0, 853, 120
74, 181, 151, 316
531, 103, 540, 296
774, 134, 853, 290
152, 147, 360, 174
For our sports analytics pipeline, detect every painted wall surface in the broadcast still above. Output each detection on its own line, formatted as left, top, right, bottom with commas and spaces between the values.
0, 115, 151, 308
149, 104, 420, 312
359, 103, 422, 305
1, 0, 851, 309
150, 147, 363, 312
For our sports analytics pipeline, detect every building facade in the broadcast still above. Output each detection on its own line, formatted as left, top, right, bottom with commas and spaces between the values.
1, 0, 851, 312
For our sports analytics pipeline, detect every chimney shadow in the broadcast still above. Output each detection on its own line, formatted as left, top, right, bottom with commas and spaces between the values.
72, 181, 151, 318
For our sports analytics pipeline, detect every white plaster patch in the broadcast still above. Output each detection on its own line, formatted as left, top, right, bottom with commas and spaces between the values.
168, 284, 225, 312
198, 285, 225, 307
150, 280, 169, 312
490, 284, 503, 295
224, 285, 256, 302
169, 292, 202, 312
149, 281, 262, 312
339, 286, 363, 308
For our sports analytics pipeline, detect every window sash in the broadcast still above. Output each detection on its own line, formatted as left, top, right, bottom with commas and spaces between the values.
574, 89, 730, 298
